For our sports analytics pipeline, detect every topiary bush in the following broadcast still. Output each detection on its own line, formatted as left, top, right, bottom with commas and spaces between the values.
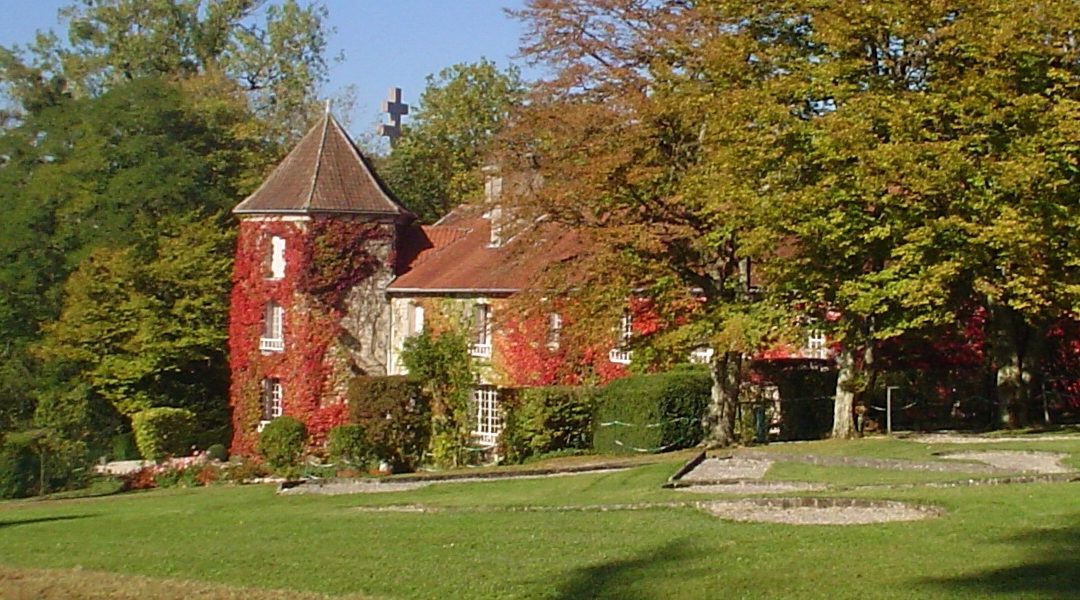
348, 376, 431, 473
131, 407, 196, 461
592, 369, 710, 455
257, 416, 307, 475
500, 386, 595, 464
326, 424, 372, 470
206, 443, 229, 462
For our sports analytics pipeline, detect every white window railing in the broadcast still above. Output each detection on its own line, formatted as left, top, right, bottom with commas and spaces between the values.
609, 348, 632, 364
259, 337, 284, 352
469, 343, 492, 359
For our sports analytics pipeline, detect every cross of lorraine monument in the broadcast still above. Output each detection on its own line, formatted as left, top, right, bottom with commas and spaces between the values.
377, 87, 408, 145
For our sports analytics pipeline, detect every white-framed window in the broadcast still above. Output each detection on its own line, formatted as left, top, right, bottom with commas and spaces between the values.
609, 310, 633, 364
258, 378, 283, 429
689, 347, 715, 364
807, 330, 827, 359
547, 312, 562, 350
268, 236, 286, 279
260, 302, 284, 352
470, 303, 492, 358
472, 386, 502, 447
409, 303, 425, 336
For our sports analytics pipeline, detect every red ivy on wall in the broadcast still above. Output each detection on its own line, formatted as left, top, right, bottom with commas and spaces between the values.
228, 217, 392, 455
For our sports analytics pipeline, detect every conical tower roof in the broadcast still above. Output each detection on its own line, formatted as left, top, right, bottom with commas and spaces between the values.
233, 112, 413, 218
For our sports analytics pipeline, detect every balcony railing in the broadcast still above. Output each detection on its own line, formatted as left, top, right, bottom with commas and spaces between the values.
689, 347, 714, 364
469, 343, 492, 358
609, 348, 632, 364
259, 337, 284, 352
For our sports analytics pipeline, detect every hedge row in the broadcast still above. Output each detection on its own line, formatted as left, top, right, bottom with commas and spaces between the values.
347, 376, 431, 472
591, 368, 711, 455
500, 386, 594, 463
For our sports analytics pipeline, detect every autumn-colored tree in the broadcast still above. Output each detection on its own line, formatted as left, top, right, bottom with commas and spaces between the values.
506, 0, 794, 446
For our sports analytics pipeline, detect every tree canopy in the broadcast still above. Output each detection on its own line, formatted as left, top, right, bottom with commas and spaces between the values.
380, 59, 525, 222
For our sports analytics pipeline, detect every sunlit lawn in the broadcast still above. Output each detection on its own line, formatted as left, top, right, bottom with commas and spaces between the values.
1, 437, 1078, 599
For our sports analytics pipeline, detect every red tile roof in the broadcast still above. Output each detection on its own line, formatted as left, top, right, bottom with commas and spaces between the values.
390, 207, 580, 293
234, 113, 413, 218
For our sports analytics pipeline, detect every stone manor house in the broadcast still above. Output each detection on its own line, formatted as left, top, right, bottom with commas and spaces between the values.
227, 111, 827, 455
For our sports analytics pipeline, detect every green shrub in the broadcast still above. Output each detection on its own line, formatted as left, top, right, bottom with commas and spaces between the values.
348, 376, 431, 472
110, 432, 139, 461
257, 416, 307, 475
206, 443, 229, 462
326, 424, 372, 469
131, 407, 196, 461
0, 433, 37, 498
592, 369, 710, 455
500, 386, 594, 464
0, 429, 90, 498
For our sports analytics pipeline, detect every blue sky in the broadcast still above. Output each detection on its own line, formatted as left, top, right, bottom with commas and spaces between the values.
0, 0, 538, 148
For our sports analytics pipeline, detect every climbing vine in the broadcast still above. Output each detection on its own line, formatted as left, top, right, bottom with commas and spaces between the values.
228, 217, 393, 456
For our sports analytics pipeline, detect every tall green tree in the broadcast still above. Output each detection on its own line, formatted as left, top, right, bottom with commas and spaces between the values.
380, 59, 525, 222
1, 0, 332, 142
741, 0, 1080, 433
35, 213, 234, 441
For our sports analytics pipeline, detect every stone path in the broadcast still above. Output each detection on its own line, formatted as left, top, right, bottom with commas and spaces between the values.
280, 467, 628, 496
939, 451, 1072, 474
907, 432, 1080, 444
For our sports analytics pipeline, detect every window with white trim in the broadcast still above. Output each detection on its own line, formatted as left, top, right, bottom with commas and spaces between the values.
547, 312, 562, 349
260, 302, 284, 352
268, 236, 286, 279
470, 303, 492, 358
807, 330, 827, 359
259, 378, 283, 427
609, 310, 632, 364
409, 303, 425, 336
472, 386, 502, 447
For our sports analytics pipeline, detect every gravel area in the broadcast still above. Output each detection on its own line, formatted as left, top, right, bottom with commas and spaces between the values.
280, 468, 628, 496
679, 457, 773, 481
700, 498, 943, 525
676, 481, 826, 494
907, 432, 1080, 444
939, 450, 1072, 474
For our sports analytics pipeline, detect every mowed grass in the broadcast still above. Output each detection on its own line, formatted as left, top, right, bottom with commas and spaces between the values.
0, 440, 1078, 599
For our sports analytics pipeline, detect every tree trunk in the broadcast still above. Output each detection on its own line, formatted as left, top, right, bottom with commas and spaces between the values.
989, 306, 1045, 428
832, 347, 857, 439
704, 351, 742, 447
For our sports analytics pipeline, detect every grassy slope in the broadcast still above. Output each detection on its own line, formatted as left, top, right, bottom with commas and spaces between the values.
0, 440, 1078, 599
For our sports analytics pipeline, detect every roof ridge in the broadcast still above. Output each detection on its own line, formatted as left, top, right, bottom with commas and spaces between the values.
304, 113, 332, 211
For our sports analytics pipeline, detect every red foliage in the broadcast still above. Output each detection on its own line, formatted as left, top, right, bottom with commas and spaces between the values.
228, 217, 392, 456
495, 309, 628, 387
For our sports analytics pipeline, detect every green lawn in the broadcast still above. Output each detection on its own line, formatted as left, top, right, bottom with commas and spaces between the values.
1, 440, 1079, 599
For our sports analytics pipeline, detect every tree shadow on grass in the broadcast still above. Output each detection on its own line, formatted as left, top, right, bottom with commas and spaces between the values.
549, 539, 696, 600
925, 518, 1080, 599
0, 514, 95, 530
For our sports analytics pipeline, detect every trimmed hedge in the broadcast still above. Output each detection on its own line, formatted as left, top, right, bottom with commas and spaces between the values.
592, 369, 711, 455
258, 416, 307, 475
326, 424, 372, 469
347, 376, 430, 472
131, 407, 196, 461
500, 386, 594, 463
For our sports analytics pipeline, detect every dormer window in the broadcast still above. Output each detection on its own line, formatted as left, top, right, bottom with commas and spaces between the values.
268, 236, 286, 279
260, 302, 284, 352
